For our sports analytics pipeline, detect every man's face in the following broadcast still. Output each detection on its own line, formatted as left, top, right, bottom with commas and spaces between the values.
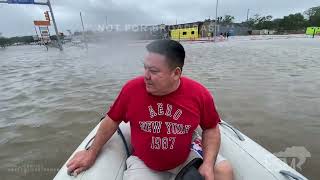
143, 52, 180, 95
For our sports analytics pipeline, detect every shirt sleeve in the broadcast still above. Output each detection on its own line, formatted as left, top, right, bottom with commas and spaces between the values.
106, 84, 130, 123
199, 88, 221, 130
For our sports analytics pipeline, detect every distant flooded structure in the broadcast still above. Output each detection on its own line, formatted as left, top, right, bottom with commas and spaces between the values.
251, 29, 276, 35
306, 27, 320, 37
138, 19, 251, 40
218, 23, 251, 36
167, 20, 213, 40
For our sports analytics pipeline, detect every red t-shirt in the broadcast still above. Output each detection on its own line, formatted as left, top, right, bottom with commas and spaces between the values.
107, 76, 220, 171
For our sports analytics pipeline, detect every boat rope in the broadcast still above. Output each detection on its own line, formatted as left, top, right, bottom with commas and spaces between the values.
117, 127, 131, 158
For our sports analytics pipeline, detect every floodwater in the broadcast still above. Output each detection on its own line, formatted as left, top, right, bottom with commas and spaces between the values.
0, 36, 319, 179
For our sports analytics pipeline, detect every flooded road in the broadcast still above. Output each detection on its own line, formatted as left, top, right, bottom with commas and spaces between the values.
0, 37, 319, 179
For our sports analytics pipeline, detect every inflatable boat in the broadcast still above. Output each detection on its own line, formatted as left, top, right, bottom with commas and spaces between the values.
53, 120, 307, 180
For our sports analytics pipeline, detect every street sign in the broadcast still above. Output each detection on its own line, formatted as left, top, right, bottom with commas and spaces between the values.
39, 26, 50, 43
34, 20, 50, 26
7, 0, 35, 4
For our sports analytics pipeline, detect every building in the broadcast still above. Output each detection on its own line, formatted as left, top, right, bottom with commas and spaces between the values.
251, 29, 276, 35
168, 20, 250, 40
218, 23, 251, 36
167, 20, 216, 40
170, 27, 199, 40
167, 22, 201, 40
306, 27, 320, 36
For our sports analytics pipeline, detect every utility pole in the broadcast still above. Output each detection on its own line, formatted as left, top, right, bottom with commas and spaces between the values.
34, 26, 39, 38
47, 0, 63, 51
80, 12, 88, 49
247, 9, 250, 22
105, 16, 108, 31
214, 0, 219, 42
176, 19, 180, 42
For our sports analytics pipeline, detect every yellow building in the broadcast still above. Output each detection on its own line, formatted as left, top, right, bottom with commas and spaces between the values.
306, 27, 320, 35
170, 27, 199, 40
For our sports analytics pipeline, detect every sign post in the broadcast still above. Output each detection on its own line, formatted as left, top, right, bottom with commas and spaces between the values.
214, 0, 219, 43
47, 0, 63, 51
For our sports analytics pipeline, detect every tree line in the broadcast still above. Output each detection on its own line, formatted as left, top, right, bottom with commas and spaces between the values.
0, 35, 62, 48
222, 6, 320, 32
0, 36, 35, 48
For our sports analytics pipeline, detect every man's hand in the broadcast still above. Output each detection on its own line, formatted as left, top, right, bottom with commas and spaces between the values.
198, 162, 215, 180
66, 150, 97, 176
65, 116, 120, 176
200, 126, 220, 180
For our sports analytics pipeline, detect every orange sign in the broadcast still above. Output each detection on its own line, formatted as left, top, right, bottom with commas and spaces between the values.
34, 20, 51, 26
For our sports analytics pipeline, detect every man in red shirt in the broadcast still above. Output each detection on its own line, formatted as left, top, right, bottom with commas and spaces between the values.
67, 40, 233, 180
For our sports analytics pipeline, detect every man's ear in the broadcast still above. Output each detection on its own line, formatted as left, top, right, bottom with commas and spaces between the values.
173, 67, 182, 80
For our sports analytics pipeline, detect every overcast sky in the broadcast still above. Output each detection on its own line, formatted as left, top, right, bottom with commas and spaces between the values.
0, 0, 319, 37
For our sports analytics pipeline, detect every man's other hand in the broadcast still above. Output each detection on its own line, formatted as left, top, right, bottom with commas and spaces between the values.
66, 150, 97, 176
198, 162, 215, 180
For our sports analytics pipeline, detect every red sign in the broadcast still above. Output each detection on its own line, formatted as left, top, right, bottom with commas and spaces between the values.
34, 20, 51, 26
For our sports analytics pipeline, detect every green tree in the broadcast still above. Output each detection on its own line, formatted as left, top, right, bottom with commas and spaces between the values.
279, 13, 308, 30
244, 7, 317, 32
222, 15, 235, 24
271, 18, 283, 31
256, 15, 273, 29
304, 6, 320, 26
0, 37, 9, 48
247, 14, 260, 28
304, 6, 320, 19
0, 36, 35, 47
247, 14, 273, 30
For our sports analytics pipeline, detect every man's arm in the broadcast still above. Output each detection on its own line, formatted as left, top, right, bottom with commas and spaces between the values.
66, 116, 120, 175
202, 125, 221, 165
199, 125, 221, 180
88, 116, 120, 156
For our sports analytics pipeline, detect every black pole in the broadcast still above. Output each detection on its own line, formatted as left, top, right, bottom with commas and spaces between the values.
47, 0, 63, 51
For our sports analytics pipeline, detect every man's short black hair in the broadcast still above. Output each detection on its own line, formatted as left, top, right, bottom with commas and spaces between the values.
146, 40, 185, 71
